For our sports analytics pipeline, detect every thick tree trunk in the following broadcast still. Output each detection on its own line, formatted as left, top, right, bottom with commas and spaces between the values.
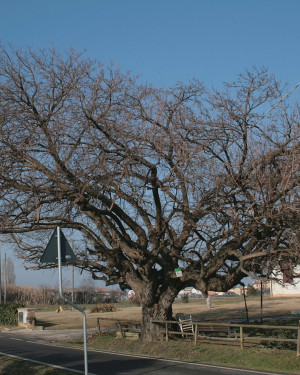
140, 291, 176, 341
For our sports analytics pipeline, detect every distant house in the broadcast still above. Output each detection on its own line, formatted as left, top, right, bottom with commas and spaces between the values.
96, 287, 112, 297
227, 287, 242, 296
270, 266, 300, 297
127, 290, 136, 299
178, 287, 202, 297
95, 287, 121, 300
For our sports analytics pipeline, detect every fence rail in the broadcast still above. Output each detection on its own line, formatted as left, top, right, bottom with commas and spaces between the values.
151, 319, 300, 355
97, 317, 300, 356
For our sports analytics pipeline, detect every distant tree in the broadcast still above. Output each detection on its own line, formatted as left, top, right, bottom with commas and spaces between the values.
3, 256, 16, 285
129, 294, 141, 306
246, 285, 257, 296
110, 289, 120, 303
79, 276, 95, 292
0, 45, 299, 340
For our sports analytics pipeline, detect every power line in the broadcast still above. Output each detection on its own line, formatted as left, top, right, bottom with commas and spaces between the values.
255, 81, 300, 126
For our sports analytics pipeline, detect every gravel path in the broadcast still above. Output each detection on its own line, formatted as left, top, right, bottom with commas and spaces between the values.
0, 327, 99, 343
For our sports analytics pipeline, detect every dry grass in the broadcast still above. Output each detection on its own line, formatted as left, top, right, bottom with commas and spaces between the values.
86, 336, 300, 374
0, 355, 75, 375
33, 296, 300, 330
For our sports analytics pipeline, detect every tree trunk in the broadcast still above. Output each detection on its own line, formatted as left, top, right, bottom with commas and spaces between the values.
140, 291, 175, 341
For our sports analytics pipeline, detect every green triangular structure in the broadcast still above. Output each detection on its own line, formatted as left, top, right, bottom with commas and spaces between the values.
40, 228, 77, 264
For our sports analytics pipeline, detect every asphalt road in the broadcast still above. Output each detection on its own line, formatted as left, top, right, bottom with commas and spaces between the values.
0, 333, 286, 375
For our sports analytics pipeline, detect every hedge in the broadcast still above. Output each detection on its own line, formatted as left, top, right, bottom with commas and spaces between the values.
0, 303, 24, 325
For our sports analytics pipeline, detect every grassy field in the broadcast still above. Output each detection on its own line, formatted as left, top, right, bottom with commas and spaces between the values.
32, 295, 300, 330
84, 334, 300, 374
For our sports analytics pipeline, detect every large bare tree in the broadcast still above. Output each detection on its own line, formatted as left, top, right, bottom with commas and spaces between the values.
0, 45, 299, 339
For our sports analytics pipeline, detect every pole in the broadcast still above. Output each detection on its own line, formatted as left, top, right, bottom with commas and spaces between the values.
4, 253, 7, 304
57, 227, 88, 375
72, 265, 75, 312
297, 322, 300, 356
242, 287, 249, 324
0, 250, 2, 304
260, 281, 263, 325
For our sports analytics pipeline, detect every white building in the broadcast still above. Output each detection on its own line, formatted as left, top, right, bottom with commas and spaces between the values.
127, 290, 135, 298
178, 287, 202, 297
270, 266, 300, 297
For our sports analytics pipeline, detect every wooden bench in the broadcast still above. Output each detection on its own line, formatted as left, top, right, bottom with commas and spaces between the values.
96, 318, 142, 339
116, 321, 142, 339
197, 324, 239, 338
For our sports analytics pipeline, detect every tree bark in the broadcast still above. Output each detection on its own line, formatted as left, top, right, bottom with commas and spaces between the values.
138, 282, 178, 341
141, 300, 174, 341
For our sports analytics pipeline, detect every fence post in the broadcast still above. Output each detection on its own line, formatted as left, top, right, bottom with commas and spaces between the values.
118, 321, 125, 338
97, 318, 101, 335
165, 322, 169, 342
240, 326, 244, 350
194, 323, 198, 346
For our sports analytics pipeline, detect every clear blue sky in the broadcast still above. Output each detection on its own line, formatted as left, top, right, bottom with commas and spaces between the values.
1, 0, 300, 287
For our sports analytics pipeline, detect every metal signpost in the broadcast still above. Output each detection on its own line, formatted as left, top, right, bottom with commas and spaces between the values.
41, 227, 88, 375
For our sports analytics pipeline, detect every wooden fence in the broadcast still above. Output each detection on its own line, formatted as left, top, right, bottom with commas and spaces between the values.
97, 317, 300, 356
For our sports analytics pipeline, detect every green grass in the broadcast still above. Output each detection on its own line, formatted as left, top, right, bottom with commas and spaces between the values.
0, 355, 76, 375
82, 334, 300, 374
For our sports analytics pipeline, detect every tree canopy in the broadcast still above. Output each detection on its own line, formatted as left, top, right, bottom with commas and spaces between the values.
0, 45, 299, 339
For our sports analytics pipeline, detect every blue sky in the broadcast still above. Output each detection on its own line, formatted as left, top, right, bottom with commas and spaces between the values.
2, 0, 300, 87
1, 0, 300, 287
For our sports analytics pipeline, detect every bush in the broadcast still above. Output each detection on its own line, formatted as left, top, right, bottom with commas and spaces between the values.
129, 295, 140, 306
182, 293, 189, 303
261, 320, 298, 350
0, 303, 24, 325
91, 304, 117, 313
247, 285, 257, 296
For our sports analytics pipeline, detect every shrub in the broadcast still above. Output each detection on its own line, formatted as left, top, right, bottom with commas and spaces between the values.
91, 304, 117, 313
247, 285, 257, 296
129, 295, 140, 306
261, 320, 298, 350
0, 303, 24, 325
182, 293, 189, 303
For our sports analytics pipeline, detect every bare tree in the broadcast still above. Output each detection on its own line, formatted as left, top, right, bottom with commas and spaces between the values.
7, 256, 16, 285
2, 256, 16, 285
0, 45, 299, 339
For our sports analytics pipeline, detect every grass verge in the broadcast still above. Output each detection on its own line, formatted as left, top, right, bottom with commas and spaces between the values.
0, 355, 77, 375
82, 334, 300, 374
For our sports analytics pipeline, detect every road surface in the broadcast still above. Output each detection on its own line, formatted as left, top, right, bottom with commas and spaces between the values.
0, 332, 286, 375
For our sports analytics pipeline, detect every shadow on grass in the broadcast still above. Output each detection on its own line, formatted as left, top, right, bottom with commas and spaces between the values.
35, 320, 56, 328
188, 306, 249, 322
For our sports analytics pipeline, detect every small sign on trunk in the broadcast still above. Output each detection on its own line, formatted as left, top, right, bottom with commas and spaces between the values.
175, 268, 183, 277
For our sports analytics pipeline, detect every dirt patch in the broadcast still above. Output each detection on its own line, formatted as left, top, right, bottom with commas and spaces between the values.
1, 327, 99, 342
